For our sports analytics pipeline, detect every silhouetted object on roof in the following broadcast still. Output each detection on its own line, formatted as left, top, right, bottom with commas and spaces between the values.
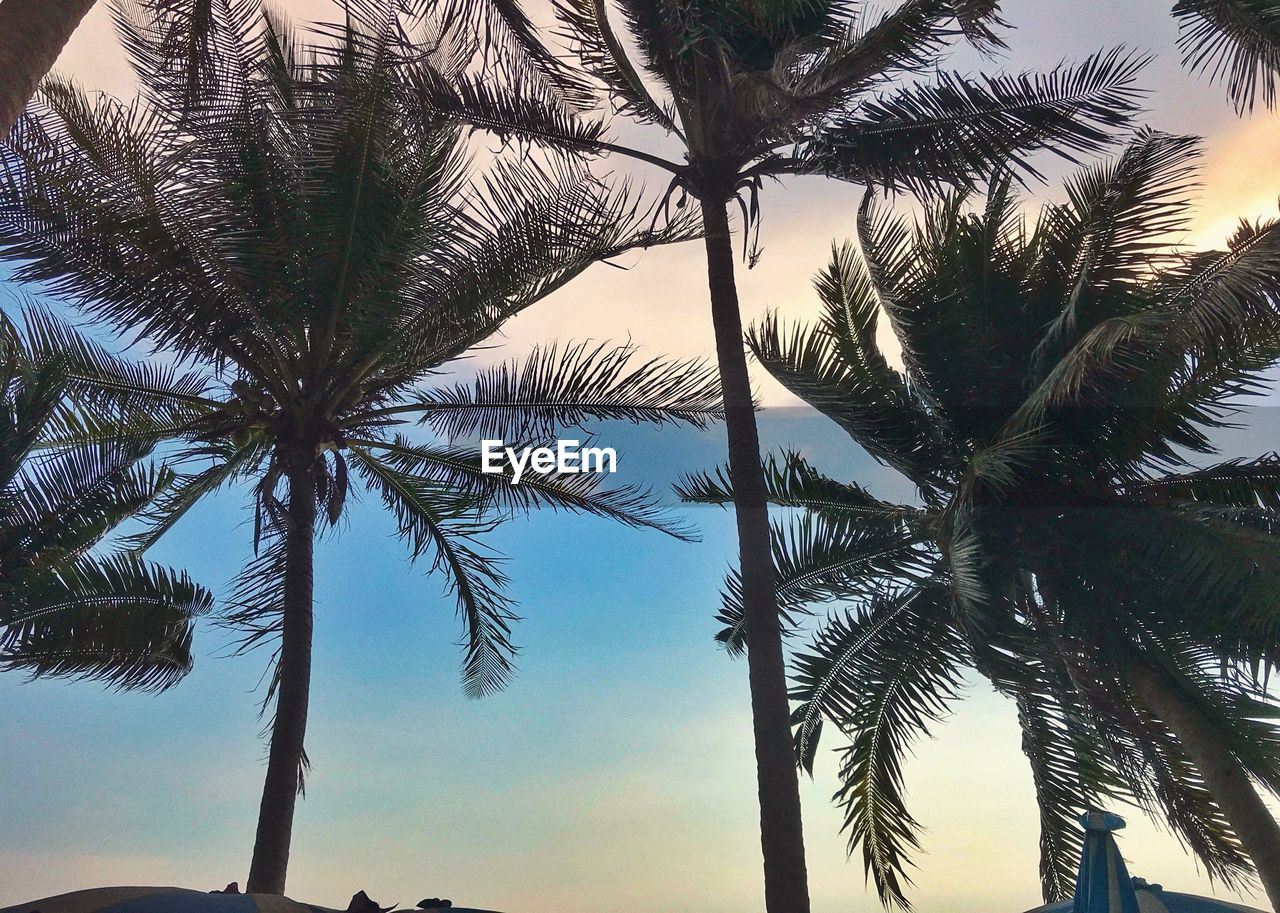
417, 901, 452, 909
209, 885, 240, 896
345, 893, 393, 913
1024, 813, 1267, 913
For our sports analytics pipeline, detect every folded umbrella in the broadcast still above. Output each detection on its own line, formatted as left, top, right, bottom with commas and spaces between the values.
1024, 812, 1267, 913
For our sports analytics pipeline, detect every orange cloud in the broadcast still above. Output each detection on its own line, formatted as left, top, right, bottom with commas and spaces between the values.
1191, 115, 1280, 248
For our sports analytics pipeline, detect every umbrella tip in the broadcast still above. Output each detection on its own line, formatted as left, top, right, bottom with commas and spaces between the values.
1080, 810, 1127, 832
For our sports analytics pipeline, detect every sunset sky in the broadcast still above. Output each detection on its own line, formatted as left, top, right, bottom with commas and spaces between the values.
3, 2, 1280, 912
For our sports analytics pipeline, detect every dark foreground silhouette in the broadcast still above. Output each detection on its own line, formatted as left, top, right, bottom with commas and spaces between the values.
0, 887, 501, 913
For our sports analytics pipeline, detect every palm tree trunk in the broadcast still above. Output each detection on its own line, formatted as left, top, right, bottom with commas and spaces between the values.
1130, 662, 1280, 911
246, 466, 316, 895
700, 196, 811, 913
0, 0, 98, 138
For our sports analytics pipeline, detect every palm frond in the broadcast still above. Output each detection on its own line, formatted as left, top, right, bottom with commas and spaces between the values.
409, 60, 614, 159
125, 441, 266, 554
1032, 131, 1202, 370
422, 0, 599, 108
22, 308, 216, 418
795, 0, 958, 105
350, 446, 518, 698
748, 311, 949, 491
409, 341, 722, 442
1134, 453, 1280, 510
717, 512, 927, 655
792, 587, 966, 911
12, 440, 171, 562
677, 449, 921, 523
551, 0, 679, 131
1, 553, 210, 691
1011, 657, 1116, 901
357, 434, 700, 541
808, 49, 1146, 191
1173, 0, 1280, 110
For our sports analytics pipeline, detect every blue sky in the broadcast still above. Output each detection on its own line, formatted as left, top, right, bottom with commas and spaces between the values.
4, 1, 1280, 912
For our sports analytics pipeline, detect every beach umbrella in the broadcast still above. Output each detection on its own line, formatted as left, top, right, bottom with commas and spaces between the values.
1024, 813, 1267, 913
1072, 811, 1141, 913
0, 887, 501, 913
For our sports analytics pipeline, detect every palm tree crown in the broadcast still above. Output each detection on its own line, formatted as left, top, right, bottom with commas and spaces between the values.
681, 131, 1280, 908
0, 0, 722, 892
425, 0, 1149, 205
1, 0, 717, 695
419, 4, 1149, 910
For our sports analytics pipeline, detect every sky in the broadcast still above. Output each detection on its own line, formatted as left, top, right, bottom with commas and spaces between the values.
3, 1, 1280, 912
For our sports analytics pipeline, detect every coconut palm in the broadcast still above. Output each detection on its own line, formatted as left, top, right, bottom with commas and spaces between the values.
414, 4, 1147, 907
679, 131, 1280, 909
0, 0, 721, 893
1173, 0, 1280, 111
0, 0, 101, 138
0, 311, 211, 689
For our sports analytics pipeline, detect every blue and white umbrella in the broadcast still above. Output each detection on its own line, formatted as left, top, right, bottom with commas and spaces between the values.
1025, 812, 1267, 913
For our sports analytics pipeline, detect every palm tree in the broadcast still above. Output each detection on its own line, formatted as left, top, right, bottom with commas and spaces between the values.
415, 5, 1147, 908
1173, 0, 1280, 110
679, 131, 1280, 909
0, 0, 721, 893
0, 0, 100, 138
1, 311, 211, 689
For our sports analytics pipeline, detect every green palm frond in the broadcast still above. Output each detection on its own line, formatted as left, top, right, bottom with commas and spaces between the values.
124, 441, 267, 554
794, 587, 967, 911
717, 512, 927, 655
551, 0, 680, 131
1089, 505, 1280, 654
1165, 216, 1280, 353
22, 308, 216, 417
748, 312, 950, 491
0, 363, 65, 490
677, 450, 921, 522
807, 49, 1147, 192
408, 341, 723, 441
1012, 222, 1280, 436
1108, 691, 1253, 883
1132, 453, 1280, 509
388, 161, 701, 373
221, 531, 288, 658
1, 553, 210, 691
795, 1, 965, 106
113, 0, 263, 115
11, 441, 171, 564
1010, 658, 1116, 901
1032, 131, 1202, 368
409, 62, 618, 162
946, 0, 1008, 46
356, 434, 700, 541
422, 0, 599, 108
1173, 0, 1280, 110
1154, 647, 1280, 796
350, 447, 517, 698
0, 314, 209, 693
